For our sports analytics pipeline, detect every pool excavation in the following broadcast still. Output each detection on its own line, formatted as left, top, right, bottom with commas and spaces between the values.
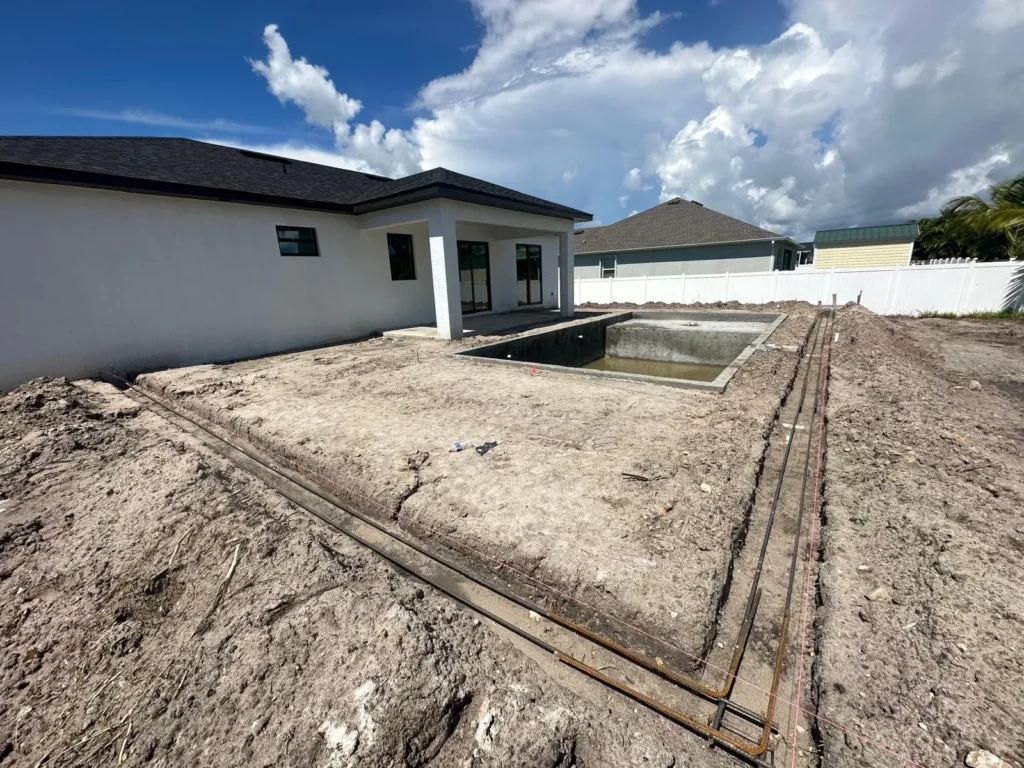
455, 310, 787, 391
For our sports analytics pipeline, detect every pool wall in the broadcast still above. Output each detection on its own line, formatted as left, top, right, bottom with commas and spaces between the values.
456, 312, 627, 368
455, 310, 786, 392
606, 325, 756, 366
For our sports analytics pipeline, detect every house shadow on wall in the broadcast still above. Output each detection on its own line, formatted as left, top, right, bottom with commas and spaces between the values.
1004, 262, 1024, 311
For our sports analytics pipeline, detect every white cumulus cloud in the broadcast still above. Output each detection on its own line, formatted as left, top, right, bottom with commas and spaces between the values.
249, 24, 419, 177
227, 2, 1024, 237
623, 168, 644, 189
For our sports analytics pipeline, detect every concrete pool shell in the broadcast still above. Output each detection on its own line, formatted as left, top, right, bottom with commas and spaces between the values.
455, 310, 787, 392
135, 304, 814, 676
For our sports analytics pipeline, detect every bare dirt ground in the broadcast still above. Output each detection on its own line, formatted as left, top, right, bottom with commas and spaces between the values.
0, 377, 741, 768
137, 306, 816, 673
815, 309, 1024, 768
6, 303, 1022, 768
893, 317, 1024, 403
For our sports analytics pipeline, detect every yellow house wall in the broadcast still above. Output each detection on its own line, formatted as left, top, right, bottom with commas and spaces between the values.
814, 240, 913, 269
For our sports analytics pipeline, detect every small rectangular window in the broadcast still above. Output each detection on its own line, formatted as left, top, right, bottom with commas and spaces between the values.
601, 255, 616, 279
277, 226, 319, 257
387, 233, 416, 281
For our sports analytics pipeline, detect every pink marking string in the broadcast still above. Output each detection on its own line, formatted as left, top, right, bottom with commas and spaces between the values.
102, 369, 928, 768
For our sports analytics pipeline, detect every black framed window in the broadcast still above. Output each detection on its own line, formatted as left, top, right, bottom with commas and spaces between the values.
601, 255, 616, 279
387, 233, 416, 280
276, 226, 319, 257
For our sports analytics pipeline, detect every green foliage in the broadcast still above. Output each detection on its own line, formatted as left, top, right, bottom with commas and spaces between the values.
913, 169, 1024, 262
920, 308, 1024, 322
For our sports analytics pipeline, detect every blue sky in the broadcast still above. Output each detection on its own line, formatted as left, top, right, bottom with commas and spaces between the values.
3, 1, 477, 139
2, 0, 1023, 236
2, 1, 784, 137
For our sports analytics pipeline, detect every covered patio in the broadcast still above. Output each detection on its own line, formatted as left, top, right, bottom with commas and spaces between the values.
357, 198, 584, 340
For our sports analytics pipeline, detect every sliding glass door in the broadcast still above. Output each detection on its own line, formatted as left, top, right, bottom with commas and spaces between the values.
458, 241, 491, 314
516, 244, 543, 306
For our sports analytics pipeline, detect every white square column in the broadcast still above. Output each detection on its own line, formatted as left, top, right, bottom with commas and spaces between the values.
427, 205, 463, 340
558, 228, 575, 317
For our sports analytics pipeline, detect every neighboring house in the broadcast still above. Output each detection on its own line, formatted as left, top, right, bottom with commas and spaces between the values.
0, 137, 590, 390
812, 224, 919, 269
796, 241, 815, 267
573, 197, 803, 279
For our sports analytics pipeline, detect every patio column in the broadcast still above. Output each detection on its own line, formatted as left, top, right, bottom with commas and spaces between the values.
427, 205, 463, 340
558, 228, 575, 317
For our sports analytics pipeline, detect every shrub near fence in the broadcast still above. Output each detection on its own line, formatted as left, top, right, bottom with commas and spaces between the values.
574, 261, 1023, 315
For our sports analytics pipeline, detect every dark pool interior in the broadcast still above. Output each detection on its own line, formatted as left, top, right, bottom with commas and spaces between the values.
456, 310, 782, 389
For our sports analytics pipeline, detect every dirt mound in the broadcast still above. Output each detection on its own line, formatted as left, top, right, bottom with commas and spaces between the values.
0, 378, 729, 767
814, 307, 1024, 767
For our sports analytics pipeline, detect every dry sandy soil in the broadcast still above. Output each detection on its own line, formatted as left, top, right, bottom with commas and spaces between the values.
815, 309, 1024, 768
137, 305, 816, 672
0, 377, 740, 768
4, 303, 1023, 768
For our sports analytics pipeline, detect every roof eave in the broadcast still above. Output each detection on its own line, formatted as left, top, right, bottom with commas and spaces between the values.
353, 183, 593, 222
0, 160, 594, 223
814, 237, 916, 247
0, 161, 357, 215
574, 235, 801, 256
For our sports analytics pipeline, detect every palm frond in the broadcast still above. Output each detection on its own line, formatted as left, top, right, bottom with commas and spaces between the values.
990, 173, 1024, 207
943, 194, 991, 216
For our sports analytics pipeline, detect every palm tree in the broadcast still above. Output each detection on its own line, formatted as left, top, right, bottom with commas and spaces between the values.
944, 171, 1024, 258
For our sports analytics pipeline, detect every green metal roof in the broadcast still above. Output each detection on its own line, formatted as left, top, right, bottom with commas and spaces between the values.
813, 223, 919, 245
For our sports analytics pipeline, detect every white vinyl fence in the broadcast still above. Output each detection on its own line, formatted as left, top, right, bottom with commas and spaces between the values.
575, 261, 1023, 315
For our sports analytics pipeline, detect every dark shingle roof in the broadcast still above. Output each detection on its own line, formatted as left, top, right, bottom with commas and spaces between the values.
0, 137, 591, 221
813, 223, 919, 244
574, 197, 787, 254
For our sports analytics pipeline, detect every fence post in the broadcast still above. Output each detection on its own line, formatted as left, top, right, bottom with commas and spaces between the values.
608, 277, 614, 304
575, 277, 581, 304
723, 272, 731, 303
680, 272, 686, 305
825, 268, 836, 304
954, 261, 975, 313
643, 274, 648, 304
773, 270, 781, 301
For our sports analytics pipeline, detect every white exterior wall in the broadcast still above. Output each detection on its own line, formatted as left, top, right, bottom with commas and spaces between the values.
0, 180, 437, 389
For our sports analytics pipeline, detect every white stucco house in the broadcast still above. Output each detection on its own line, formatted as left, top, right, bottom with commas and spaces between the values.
574, 197, 803, 278
0, 137, 591, 390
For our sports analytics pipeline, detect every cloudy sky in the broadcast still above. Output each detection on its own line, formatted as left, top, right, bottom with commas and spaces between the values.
4, 0, 1023, 237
